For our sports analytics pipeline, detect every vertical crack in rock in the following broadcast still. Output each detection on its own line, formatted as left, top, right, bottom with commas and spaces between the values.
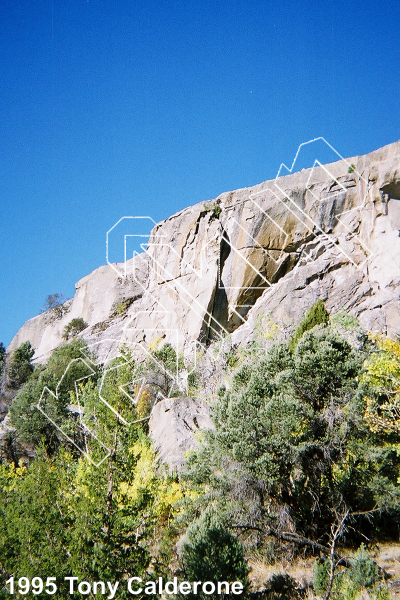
200, 230, 231, 344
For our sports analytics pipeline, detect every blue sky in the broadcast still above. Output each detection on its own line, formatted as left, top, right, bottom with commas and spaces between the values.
1, 0, 400, 347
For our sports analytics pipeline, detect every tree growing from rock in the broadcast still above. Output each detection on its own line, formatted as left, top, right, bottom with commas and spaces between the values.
289, 298, 330, 352
41, 293, 66, 312
6, 341, 34, 389
62, 318, 88, 340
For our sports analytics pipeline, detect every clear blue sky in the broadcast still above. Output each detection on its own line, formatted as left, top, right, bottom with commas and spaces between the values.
1, 0, 400, 347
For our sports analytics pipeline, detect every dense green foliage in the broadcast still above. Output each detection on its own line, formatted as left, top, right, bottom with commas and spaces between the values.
6, 341, 34, 388
62, 317, 88, 340
179, 513, 249, 599
8, 339, 96, 454
314, 545, 390, 599
1, 307, 400, 599
289, 298, 330, 351
183, 316, 400, 593
1, 341, 183, 598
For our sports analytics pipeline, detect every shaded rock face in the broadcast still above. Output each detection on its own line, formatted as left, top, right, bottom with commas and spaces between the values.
8, 140, 400, 362
148, 397, 213, 472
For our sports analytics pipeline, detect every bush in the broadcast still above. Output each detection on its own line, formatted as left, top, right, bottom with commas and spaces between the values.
111, 296, 140, 317
264, 574, 303, 600
135, 388, 152, 420
289, 299, 329, 352
9, 339, 96, 454
0, 342, 5, 377
204, 202, 222, 220
313, 545, 388, 600
7, 341, 34, 388
179, 514, 249, 599
313, 559, 330, 596
187, 319, 400, 553
62, 318, 88, 340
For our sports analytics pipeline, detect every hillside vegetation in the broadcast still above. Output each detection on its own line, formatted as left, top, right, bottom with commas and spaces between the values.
0, 304, 400, 599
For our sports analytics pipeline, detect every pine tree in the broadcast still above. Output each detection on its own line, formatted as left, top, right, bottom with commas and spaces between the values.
180, 513, 249, 599
7, 341, 34, 388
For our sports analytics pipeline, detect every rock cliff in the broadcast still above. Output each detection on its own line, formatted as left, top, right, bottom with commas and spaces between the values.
9, 140, 400, 362
6, 140, 400, 469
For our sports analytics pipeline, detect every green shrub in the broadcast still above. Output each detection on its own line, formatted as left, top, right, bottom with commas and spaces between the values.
179, 514, 249, 599
226, 349, 239, 368
151, 343, 184, 374
289, 298, 329, 352
62, 318, 88, 340
9, 339, 96, 454
188, 369, 201, 393
204, 202, 222, 220
187, 318, 400, 555
7, 341, 34, 388
349, 545, 380, 589
135, 388, 152, 420
111, 296, 140, 317
348, 163, 356, 173
313, 546, 389, 600
0, 342, 5, 377
212, 204, 222, 219
313, 559, 330, 596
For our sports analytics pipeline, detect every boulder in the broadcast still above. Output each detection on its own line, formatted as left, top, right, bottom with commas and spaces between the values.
149, 397, 213, 472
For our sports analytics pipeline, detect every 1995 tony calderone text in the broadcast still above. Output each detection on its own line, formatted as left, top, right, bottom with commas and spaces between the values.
6, 576, 245, 597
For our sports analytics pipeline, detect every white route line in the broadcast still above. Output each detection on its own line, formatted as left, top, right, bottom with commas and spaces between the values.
274, 137, 373, 268
219, 228, 272, 290
143, 237, 251, 328
82, 136, 383, 468
98, 364, 160, 426
272, 185, 369, 269
275, 136, 353, 179
106, 216, 164, 278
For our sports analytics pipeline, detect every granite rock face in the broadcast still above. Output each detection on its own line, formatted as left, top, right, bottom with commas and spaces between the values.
6, 140, 400, 469
148, 397, 213, 472
9, 140, 400, 363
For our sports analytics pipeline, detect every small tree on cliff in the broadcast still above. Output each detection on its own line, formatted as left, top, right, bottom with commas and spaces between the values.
289, 298, 329, 352
7, 341, 34, 389
0, 342, 5, 377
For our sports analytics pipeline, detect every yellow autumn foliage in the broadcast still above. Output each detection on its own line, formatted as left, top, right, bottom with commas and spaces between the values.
0, 461, 27, 492
362, 335, 400, 434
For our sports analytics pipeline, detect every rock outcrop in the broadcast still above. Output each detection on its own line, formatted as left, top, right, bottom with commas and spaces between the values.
9, 140, 400, 363
6, 139, 400, 469
148, 397, 213, 471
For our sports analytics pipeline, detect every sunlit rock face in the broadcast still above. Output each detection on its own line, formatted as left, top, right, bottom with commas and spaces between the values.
6, 140, 400, 469
8, 140, 400, 362
148, 396, 213, 472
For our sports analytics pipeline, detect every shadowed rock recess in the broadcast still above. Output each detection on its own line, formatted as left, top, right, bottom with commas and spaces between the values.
6, 140, 400, 469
